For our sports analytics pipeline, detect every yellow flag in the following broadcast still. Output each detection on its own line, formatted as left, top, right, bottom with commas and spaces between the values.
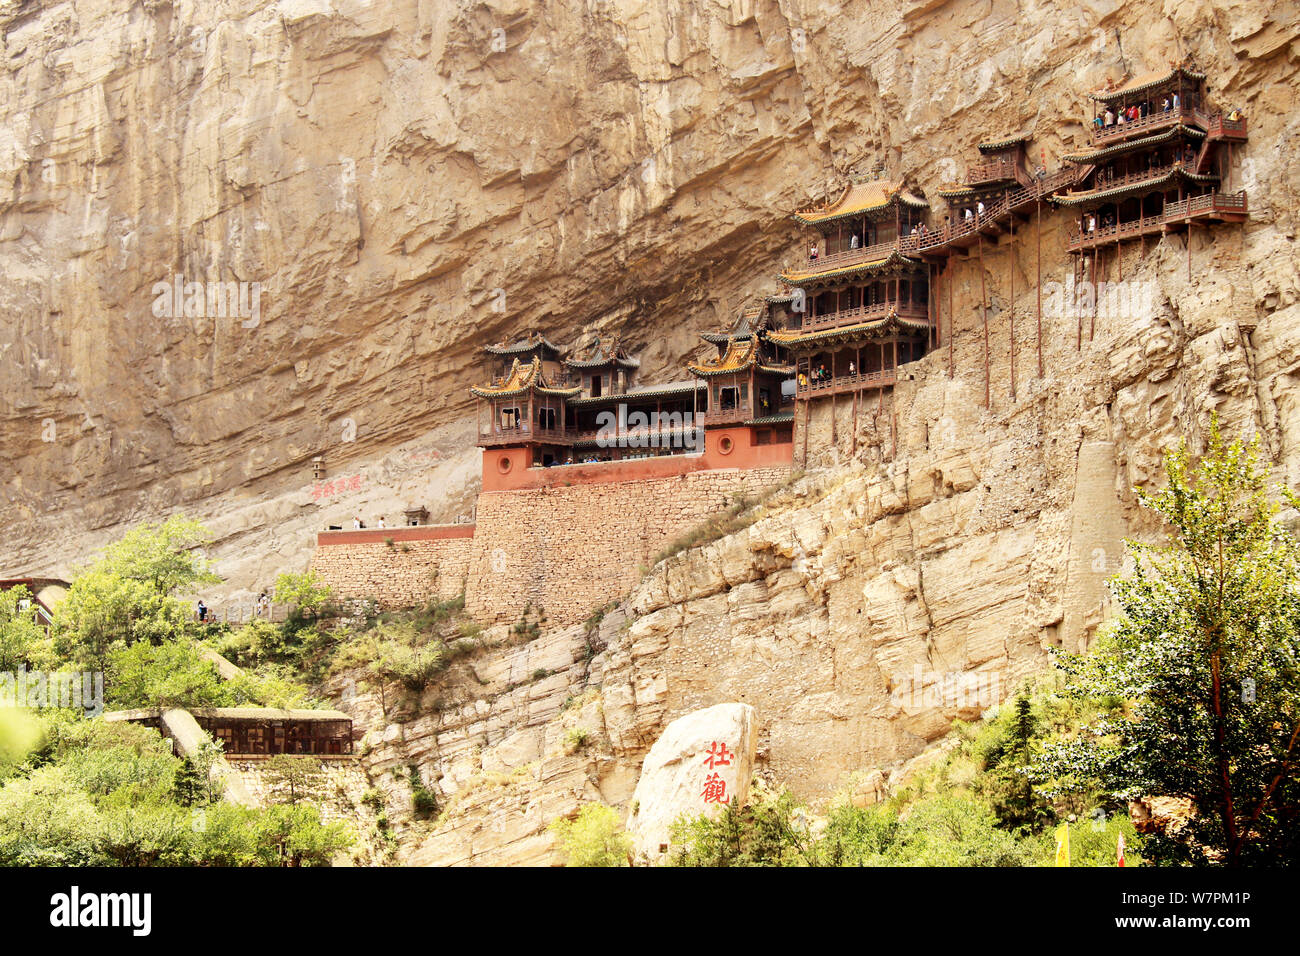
1055, 822, 1071, 867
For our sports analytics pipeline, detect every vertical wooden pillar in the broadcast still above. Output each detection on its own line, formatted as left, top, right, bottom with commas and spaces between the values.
947, 261, 954, 378
1036, 199, 1043, 378
1089, 247, 1098, 342
1009, 209, 1016, 402
978, 231, 989, 408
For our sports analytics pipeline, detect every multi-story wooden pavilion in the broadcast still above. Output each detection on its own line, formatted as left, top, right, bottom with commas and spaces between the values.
1056, 66, 1248, 258
776, 178, 936, 399
686, 307, 795, 441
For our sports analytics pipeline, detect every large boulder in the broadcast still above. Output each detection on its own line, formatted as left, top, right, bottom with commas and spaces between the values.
626, 703, 758, 861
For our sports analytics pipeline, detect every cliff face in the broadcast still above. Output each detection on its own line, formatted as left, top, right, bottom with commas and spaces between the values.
2, 0, 1298, 863
3, 0, 1294, 586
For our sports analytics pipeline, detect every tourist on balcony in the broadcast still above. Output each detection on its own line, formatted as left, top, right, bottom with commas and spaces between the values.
798, 371, 807, 389
963, 207, 974, 224
850, 233, 860, 249
1103, 108, 1114, 126
352, 517, 362, 530
809, 243, 819, 261
848, 361, 856, 377
377, 516, 386, 529
1171, 92, 1180, 110
976, 200, 986, 219
1087, 214, 1096, 234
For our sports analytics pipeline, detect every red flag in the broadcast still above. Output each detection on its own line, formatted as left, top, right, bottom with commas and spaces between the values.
1117, 832, 1126, 867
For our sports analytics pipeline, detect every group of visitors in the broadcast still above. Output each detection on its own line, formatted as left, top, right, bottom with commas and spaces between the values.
350, 516, 386, 529
1095, 93, 1187, 130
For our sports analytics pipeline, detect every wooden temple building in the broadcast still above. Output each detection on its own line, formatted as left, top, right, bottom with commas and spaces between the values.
1054, 66, 1248, 270
471, 63, 1249, 475
771, 179, 936, 396
471, 324, 797, 486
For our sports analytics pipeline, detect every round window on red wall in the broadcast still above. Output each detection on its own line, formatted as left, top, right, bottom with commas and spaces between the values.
718, 435, 734, 455
497, 455, 513, 474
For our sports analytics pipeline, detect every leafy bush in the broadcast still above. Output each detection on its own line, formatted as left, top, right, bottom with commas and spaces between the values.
549, 803, 631, 866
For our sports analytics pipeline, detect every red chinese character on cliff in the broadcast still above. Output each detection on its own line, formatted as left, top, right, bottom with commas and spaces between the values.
704, 741, 734, 769
702, 773, 727, 804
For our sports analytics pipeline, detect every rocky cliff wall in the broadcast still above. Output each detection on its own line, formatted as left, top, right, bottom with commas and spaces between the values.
3, 0, 1295, 593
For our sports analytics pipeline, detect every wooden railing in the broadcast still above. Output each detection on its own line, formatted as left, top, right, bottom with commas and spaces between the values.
1088, 107, 1204, 145
966, 157, 1018, 185
800, 233, 926, 273
1089, 161, 1185, 192
1163, 189, 1247, 220
1064, 191, 1248, 249
478, 424, 573, 445
802, 299, 929, 331
1205, 113, 1247, 140
1066, 214, 1163, 250
797, 369, 895, 396
917, 167, 1080, 253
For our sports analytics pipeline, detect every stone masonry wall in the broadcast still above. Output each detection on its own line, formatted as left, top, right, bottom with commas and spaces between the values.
310, 537, 473, 609
464, 466, 791, 626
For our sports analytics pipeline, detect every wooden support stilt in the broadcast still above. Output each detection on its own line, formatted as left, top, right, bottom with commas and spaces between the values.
1117, 237, 1122, 282
1009, 208, 1016, 402
852, 387, 858, 456
947, 262, 954, 378
978, 231, 989, 408
1036, 200, 1043, 378
802, 397, 810, 468
830, 389, 837, 447
1075, 254, 1083, 351
1187, 223, 1193, 282
1090, 247, 1098, 342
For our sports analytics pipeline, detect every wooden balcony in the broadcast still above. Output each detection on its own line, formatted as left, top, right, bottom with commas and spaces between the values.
796, 369, 896, 397
797, 233, 925, 275
1065, 190, 1248, 250
965, 157, 1018, 185
802, 299, 930, 331
1204, 113, 1248, 142
1066, 214, 1164, 251
478, 425, 573, 446
1163, 189, 1248, 224
918, 167, 1079, 255
1088, 107, 1203, 146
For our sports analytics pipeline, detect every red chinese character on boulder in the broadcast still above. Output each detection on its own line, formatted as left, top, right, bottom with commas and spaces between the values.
703, 741, 734, 770
702, 772, 727, 804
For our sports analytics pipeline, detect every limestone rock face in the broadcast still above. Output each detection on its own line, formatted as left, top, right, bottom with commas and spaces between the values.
626, 702, 758, 860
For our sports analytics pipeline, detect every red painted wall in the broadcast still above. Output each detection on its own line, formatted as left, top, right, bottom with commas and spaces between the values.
479, 425, 793, 492
317, 524, 476, 546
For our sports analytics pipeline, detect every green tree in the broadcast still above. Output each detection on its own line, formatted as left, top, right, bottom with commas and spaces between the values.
0, 586, 52, 671
106, 639, 230, 709
549, 803, 632, 866
1034, 424, 1300, 865
252, 804, 353, 866
262, 755, 327, 806
273, 571, 335, 624
54, 516, 221, 669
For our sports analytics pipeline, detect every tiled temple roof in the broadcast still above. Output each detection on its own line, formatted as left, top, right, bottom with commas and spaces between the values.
978, 134, 1030, 154
780, 250, 925, 286
686, 338, 760, 378
484, 332, 562, 356
793, 179, 928, 227
1053, 166, 1218, 207
1089, 66, 1206, 102
469, 356, 581, 399
767, 314, 930, 349
565, 336, 640, 370
1063, 125, 1206, 164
